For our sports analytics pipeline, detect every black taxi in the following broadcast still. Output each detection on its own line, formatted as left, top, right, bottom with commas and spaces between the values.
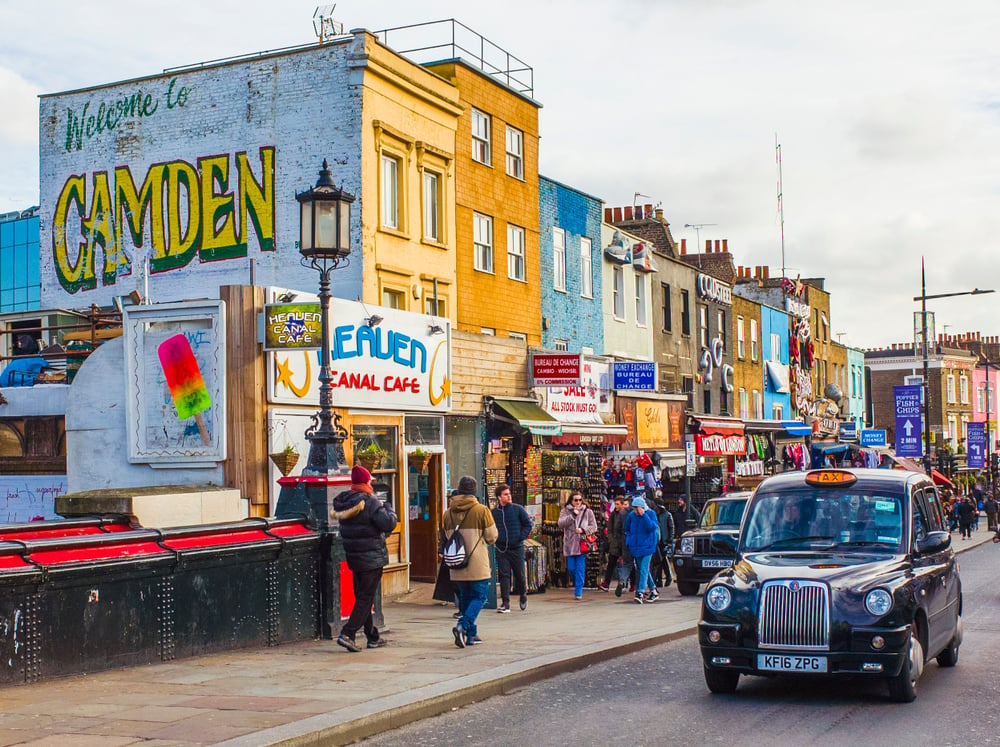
699, 468, 962, 703
672, 492, 752, 596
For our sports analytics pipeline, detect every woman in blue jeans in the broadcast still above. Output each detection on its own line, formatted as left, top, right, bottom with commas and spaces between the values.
624, 495, 659, 603
557, 491, 597, 599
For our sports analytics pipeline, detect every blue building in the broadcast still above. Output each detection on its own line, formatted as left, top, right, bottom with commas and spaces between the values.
0, 207, 40, 313
538, 176, 604, 353
760, 303, 792, 420
846, 346, 865, 429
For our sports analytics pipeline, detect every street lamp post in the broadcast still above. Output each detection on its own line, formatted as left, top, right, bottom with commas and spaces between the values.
914, 257, 994, 476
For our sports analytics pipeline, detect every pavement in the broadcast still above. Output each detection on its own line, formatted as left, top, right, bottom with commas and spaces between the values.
0, 524, 993, 747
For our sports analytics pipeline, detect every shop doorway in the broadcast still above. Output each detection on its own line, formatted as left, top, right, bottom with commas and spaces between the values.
407, 453, 444, 582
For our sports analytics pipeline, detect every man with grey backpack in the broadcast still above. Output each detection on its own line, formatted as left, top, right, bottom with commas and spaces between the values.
440, 476, 497, 648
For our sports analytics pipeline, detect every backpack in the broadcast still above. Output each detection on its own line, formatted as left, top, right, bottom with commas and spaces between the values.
442, 509, 482, 569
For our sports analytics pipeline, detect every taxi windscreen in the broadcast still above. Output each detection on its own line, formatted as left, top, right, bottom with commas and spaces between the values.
742, 486, 905, 552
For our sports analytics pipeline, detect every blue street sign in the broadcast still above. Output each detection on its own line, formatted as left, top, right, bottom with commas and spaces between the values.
967, 422, 985, 469
860, 429, 887, 447
894, 385, 924, 457
613, 362, 657, 391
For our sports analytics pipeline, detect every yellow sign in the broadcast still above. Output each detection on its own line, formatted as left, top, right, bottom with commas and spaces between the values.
636, 400, 671, 449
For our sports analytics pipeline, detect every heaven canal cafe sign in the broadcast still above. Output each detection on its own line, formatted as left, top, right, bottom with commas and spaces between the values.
268, 299, 452, 413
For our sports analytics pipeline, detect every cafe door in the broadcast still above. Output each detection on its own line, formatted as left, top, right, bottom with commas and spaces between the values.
407, 453, 444, 582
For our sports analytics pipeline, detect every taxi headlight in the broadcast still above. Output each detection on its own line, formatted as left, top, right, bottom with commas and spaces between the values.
705, 585, 732, 612
864, 588, 893, 616
679, 537, 695, 555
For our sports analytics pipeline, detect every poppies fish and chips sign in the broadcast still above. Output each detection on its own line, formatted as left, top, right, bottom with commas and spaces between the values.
269, 298, 452, 412
264, 303, 323, 350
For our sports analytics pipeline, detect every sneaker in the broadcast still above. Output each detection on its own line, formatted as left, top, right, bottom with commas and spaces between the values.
467, 635, 483, 645
497, 605, 510, 614
366, 638, 387, 649
598, 582, 610, 592
646, 591, 659, 603
574, 595, 583, 601
452, 624, 467, 649
519, 594, 528, 611
336, 634, 361, 653
614, 582, 623, 598
452, 610, 462, 619
634, 594, 644, 605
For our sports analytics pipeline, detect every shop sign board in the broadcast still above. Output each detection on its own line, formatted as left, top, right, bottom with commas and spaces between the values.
635, 399, 685, 450
531, 354, 581, 386
545, 382, 602, 423
613, 362, 656, 391
893, 385, 923, 457
696, 274, 732, 306
839, 422, 857, 441
859, 429, 887, 447
263, 303, 323, 351
696, 433, 747, 456
967, 422, 985, 469
269, 299, 451, 412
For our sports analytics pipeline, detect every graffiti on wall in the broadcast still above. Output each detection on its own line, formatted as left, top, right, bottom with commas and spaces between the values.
51, 146, 275, 293
0, 476, 65, 523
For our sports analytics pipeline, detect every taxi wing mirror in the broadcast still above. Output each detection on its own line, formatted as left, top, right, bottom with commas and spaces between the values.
916, 530, 951, 555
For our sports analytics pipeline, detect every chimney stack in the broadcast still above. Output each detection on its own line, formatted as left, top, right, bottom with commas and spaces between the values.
680, 238, 687, 255
613, 207, 622, 222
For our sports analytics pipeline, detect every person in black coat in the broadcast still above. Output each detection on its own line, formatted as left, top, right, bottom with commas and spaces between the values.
331, 464, 398, 652
957, 495, 977, 540
491, 484, 533, 612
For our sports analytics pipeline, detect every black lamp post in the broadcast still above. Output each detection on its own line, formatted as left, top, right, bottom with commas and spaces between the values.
914, 257, 993, 476
296, 159, 355, 477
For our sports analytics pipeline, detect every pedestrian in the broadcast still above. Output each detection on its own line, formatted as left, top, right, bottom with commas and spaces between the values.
649, 498, 675, 588
984, 492, 999, 532
557, 491, 597, 600
441, 476, 497, 648
432, 491, 458, 611
624, 495, 659, 604
331, 464, 399, 653
957, 495, 976, 539
673, 495, 701, 537
491, 484, 532, 613
599, 490, 628, 593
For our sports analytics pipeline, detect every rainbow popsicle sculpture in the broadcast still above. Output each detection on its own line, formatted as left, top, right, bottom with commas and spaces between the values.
157, 333, 212, 445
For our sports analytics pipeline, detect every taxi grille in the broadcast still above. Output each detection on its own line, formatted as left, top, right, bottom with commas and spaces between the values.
757, 580, 829, 650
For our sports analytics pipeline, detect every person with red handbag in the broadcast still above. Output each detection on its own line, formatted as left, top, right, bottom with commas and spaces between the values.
557, 491, 597, 600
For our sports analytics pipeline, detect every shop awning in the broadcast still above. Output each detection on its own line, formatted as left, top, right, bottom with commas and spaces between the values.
931, 469, 956, 488
551, 422, 628, 446
490, 398, 563, 436
765, 361, 790, 393
691, 416, 745, 437
781, 420, 813, 437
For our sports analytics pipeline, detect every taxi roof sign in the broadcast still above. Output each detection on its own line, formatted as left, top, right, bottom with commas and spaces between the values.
805, 469, 858, 487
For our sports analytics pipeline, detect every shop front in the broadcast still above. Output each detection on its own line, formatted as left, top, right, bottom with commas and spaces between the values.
741, 418, 811, 488
688, 416, 746, 506
615, 393, 687, 504
266, 293, 452, 595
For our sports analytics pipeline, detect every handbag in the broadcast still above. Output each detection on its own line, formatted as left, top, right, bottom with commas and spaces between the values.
576, 510, 598, 553
442, 509, 483, 569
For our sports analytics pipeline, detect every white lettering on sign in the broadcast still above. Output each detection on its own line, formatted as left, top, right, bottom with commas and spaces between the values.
785, 297, 810, 319
698, 433, 747, 455
697, 274, 732, 306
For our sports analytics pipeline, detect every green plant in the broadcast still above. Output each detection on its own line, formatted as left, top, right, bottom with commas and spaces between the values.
412, 447, 427, 457
357, 442, 386, 457
282, 443, 298, 455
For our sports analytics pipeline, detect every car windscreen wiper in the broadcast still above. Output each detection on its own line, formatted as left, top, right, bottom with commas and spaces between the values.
751, 535, 836, 551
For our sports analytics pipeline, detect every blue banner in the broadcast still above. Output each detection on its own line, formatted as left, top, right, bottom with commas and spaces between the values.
613, 362, 657, 391
839, 422, 857, 441
860, 429, 887, 447
894, 385, 923, 457
967, 422, 985, 469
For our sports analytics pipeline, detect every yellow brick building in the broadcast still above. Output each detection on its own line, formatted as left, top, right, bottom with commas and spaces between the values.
426, 61, 542, 343
732, 295, 764, 419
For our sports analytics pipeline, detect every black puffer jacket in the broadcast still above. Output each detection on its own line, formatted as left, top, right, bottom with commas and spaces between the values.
331, 489, 398, 571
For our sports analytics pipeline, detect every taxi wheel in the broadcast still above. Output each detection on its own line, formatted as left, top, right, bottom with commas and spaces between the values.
704, 665, 740, 694
887, 624, 923, 703
677, 581, 700, 596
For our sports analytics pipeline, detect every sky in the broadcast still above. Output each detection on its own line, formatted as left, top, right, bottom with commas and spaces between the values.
2, 0, 999, 350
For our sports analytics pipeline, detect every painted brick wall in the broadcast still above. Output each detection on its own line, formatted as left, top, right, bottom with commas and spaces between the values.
538, 176, 603, 353
40, 36, 365, 310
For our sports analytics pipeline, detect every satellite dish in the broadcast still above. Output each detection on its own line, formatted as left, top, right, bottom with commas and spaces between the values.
313, 4, 345, 42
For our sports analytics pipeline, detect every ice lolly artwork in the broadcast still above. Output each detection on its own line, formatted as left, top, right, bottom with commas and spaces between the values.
157, 333, 211, 445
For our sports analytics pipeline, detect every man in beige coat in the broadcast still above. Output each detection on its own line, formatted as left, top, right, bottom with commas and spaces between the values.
440, 475, 498, 648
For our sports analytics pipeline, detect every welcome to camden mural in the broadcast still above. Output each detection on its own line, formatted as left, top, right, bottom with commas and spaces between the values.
39, 47, 360, 309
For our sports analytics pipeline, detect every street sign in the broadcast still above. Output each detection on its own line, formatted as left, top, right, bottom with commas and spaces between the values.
859, 429, 887, 447
893, 385, 923, 457
685, 440, 696, 477
967, 422, 985, 469
612, 362, 657, 391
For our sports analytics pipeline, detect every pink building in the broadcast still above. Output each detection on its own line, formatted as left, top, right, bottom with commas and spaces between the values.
972, 364, 999, 449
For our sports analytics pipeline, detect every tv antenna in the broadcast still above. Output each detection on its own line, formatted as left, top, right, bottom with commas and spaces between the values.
313, 4, 345, 42
776, 133, 786, 280
683, 223, 716, 249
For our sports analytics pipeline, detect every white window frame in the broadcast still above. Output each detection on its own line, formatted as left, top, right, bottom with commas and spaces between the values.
381, 288, 404, 309
473, 212, 493, 273
736, 316, 746, 359
422, 170, 440, 242
739, 388, 749, 419
380, 154, 400, 230
507, 224, 526, 281
770, 332, 781, 362
772, 403, 783, 420
613, 266, 625, 320
750, 319, 759, 361
554, 339, 569, 351
471, 109, 491, 165
960, 373, 969, 404
698, 305, 708, 348
509, 331, 527, 341
580, 237, 593, 298
505, 125, 524, 179
635, 274, 647, 326
480, 327, 495, 336
753, 389, 763, 419
947, 373, 957, 404
553, 227, 566, 292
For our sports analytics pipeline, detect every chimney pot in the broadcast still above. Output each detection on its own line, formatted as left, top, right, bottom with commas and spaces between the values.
645, 204, 653, 218
722, 239, 728, 253
680, 238, 687, 255
604, 207, 612, 222
705, 239, 711, 253
763, 266, 770, 279
613, 207, 622, 222
624, 206, 633, 220
655, 208, 663, 221
715, 239, 721, 252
